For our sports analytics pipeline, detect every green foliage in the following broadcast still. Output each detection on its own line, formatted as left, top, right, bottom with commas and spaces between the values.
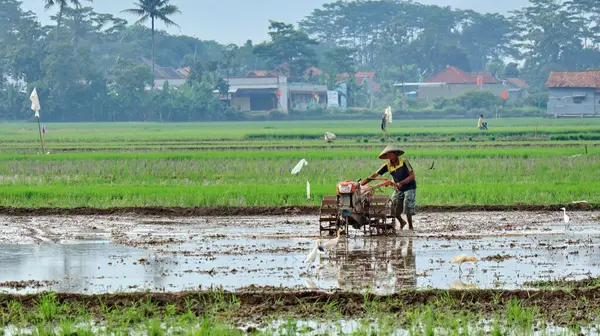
2, 0, 600, 120
253, 21, 318, 81
322, 46, 356, 88
444, 90, 502, 111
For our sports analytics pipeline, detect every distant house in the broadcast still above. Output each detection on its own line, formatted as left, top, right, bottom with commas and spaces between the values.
546, 71, 600, 118
504, 77, 529, 101
395, 66, 527, 101
419, 67, 501, 100
288, 83, 327, 110
220, 75, 327, 112
221, 76, 288, 112
247, 70, 272, 77
219, 76, 327, 113
139, 57, 189, 90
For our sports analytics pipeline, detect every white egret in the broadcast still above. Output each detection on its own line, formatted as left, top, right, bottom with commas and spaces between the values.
306, 181, 311, 200
291, 159, 308, 175
561, 207, 570, 230
322, 229, 343, 249
304, 239, 325, 269
451, 254, 477, 275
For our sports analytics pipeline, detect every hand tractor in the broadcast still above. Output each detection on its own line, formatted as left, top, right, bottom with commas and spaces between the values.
319, 178, 398, 236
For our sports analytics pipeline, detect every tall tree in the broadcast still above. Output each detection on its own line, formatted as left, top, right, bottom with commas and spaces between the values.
458, 11, 517, 71
43, 0, 92, 41
511, 0, 586, 90
323, 47, 355, 88
253, 21, 318, 81
566, 0, 600, 47
121, 0, 181, 73
511, 0, 584, 65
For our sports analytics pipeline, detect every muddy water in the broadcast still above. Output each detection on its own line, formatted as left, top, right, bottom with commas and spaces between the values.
0, 212, 598, 294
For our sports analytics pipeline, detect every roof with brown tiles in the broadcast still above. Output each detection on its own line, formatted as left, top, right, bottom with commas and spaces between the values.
506, 77, 529, 89
426, 67, 500, 84
425, 67, 474, 84
546, 71, 600, 89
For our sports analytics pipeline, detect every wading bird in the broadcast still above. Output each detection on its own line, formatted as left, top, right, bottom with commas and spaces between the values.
451, 254, 477, 275
323, 229, 343, 249
304, 239, 325, 270
561, 207, 570, 230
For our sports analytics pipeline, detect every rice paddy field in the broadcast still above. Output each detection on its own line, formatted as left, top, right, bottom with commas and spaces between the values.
1, 118, 599, 209
1, 117, 600, 335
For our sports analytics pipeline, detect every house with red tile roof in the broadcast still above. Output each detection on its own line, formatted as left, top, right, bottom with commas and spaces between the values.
414, 66, 506, 101
546, 71, 600, 117
397, 66, 528, 102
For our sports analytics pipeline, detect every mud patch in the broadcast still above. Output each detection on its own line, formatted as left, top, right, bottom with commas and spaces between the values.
481, 254, 516, 262
0, 203, 599, 217
0, 280, 58, 290
524, 276, 600, 289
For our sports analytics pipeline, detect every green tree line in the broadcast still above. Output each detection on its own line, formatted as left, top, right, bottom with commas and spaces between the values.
1, 0, 599, 121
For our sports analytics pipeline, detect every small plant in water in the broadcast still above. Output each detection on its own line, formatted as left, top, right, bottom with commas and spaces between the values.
506, 297, 536, 330
38, 293, 59, 322
145, 319, 165, 336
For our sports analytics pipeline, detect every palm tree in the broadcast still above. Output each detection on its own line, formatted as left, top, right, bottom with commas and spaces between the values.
44, 0, 92, 42
122, 0, 181, 73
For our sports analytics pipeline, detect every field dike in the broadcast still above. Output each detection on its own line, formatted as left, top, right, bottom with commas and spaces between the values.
1, 288, 600, 325
0, 203, 598, 216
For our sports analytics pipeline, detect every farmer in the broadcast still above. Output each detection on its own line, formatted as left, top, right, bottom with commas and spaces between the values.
361, 145, 417, 230
478, 115, 488, 130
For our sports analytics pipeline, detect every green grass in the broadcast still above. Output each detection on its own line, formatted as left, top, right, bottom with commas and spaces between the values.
0, 154, 598, 207
1, 119, 599, 208
2, 118, 600, 142
0, 291, 591, 335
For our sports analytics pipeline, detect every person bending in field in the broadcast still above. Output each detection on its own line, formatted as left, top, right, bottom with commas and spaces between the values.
478, 115, 488, 130
361, 145, 417, 230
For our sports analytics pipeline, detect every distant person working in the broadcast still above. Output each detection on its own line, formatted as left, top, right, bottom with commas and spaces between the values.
478, 115, 488, 130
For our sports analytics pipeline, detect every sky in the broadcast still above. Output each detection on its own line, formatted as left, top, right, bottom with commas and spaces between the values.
21, 0, 530, 45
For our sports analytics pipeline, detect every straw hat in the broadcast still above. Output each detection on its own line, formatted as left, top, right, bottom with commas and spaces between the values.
378, 145, 405, 159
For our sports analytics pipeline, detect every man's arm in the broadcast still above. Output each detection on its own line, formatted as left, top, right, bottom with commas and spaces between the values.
398, 171, 415, 187
361, 164, 387, 186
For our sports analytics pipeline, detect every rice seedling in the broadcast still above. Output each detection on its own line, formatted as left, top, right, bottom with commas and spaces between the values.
2, 117, 598, 210
1, 152, 598, 208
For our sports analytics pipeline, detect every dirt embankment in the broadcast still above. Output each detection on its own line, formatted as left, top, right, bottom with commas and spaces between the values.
0, 203, 598, 217
2, 288, 600, 324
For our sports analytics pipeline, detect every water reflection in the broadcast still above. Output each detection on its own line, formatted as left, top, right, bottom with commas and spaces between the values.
310, 236, 417, 294
450, 280, 477, 290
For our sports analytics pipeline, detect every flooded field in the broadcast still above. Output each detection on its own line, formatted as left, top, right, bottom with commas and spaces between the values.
0, 211, 599, 294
